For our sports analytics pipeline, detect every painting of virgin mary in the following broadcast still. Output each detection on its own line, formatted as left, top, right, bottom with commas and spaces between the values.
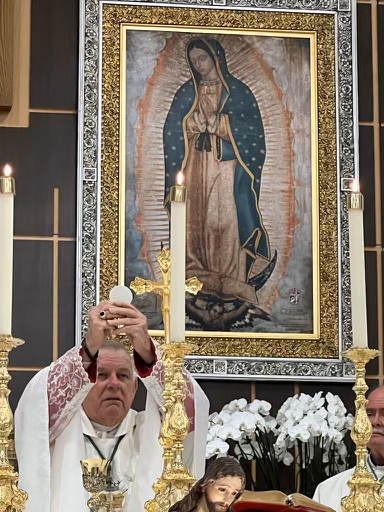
125, 30, 313, 335
163, 38, 276, 327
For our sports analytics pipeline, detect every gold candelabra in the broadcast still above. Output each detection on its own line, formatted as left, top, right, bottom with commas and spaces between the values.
130, 247, 202, 512
341, 348, 384, 512
0, 335, 27, 511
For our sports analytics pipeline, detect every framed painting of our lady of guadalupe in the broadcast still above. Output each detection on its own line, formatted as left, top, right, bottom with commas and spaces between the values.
78, 0, 358, 380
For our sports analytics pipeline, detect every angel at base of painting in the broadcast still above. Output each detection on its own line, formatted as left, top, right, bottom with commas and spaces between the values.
164, 37, 277, 329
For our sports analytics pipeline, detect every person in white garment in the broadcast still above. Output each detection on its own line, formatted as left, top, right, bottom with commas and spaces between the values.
15, 300, 209, 512
313, 386, 384, 511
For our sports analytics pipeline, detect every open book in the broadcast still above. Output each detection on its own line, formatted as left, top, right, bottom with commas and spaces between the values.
235, 490, 335, 512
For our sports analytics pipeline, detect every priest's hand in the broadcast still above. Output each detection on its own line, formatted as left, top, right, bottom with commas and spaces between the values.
85, 301, 115, 357
105, 301, 154, 364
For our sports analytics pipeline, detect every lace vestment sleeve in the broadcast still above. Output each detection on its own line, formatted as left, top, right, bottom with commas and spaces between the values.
48, 346, 94, 443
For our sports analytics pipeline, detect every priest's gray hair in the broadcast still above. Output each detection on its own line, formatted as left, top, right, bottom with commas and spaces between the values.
100, 339, 135, 373
101, 338, 131, 353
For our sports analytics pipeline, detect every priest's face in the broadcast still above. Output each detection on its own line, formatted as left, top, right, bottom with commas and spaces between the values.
82, 348, 137, 427
204, 476, 242, 512
367, 386, 384, 464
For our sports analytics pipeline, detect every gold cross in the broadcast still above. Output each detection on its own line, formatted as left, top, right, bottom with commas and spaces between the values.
130, 247, 202, 343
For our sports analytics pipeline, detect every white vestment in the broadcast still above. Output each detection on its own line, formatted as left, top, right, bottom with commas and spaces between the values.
15, 346, 209, 512
313, 458, 384, 512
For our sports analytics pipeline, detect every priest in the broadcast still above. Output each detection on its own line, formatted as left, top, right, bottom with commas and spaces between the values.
313, 386, 384, 511
15, 300, 209, 512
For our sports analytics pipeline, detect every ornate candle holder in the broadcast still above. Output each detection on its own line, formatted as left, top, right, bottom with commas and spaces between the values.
130, 248, 202, 511
341, 348, 384, 512
80, 459, 111, 511
0, 335, 27, 512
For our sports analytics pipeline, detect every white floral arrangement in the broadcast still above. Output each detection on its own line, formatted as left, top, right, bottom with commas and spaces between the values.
206, 392, 354, 495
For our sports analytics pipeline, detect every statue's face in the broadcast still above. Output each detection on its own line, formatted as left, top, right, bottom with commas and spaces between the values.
205, 476, 242, 512
82, 348, 137, 427
189, 48, 216, 80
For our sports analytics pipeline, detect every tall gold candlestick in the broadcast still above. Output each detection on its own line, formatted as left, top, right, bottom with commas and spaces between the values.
341, 348, 384, 512
130, 248, 202, 512
0, 335, 27, 511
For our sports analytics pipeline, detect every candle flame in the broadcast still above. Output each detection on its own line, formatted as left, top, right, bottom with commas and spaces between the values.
176, 172, 184, 186
2, 164, 12, 177
351, 179, 360, 193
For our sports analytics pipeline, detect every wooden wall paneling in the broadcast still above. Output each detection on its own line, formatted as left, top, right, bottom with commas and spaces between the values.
366, 378, 380, 393
252, 381, 295, 416
379, 5, 384, 122
199, 380, 252, 414
0, 113, 78, 236
10, 240, 53, 367
30, 0, 79, 110
58, 242, 76, 359
0, 0, 14, 110
381, 127, 384, 246
0, 0, 30, 127
365, 251, 379, 375
359, 126, 376, 246
378, 250, 384, 378
357, 3, 373, 122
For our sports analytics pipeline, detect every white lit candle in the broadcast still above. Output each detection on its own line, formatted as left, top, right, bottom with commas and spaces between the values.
0, 164, 15, 335
169, 172, 187, 342
348, 180, 368, 348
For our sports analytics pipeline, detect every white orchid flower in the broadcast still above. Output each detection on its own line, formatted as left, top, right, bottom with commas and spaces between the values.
282, 451, 294, 466
208, 424, 223, 437
256, 400, 272, 415
338, 441, 347, 457
346, 414, 354, 429
291, 405, 304, 422
312, 391, 325, 406
328, 428, 343, 443
276, 395, 298, 419
248, 399, 262, 414
209, 412, 219, 422
314, 407, 328, 420
213, 410, 232, 425
231, 411, 256, 433
206, 439, 230, 458
253, 412, 267, 429
228, 398, 248, 412
207, 431, 215, 442
217, 424, 243, 441
265, 416, 278, 432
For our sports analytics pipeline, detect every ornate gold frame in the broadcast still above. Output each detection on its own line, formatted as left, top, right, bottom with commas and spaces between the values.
100, 5, 337, 359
